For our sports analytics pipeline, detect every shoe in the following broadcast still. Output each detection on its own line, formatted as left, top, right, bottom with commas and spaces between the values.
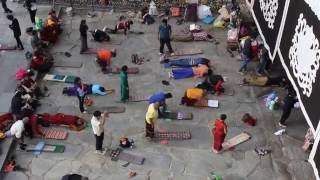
158, 52, 163, 55
278, 122, 287, 128
238, 71, 245, 75
170, 53, 175, 56
168, 72, 173, 79
95, 150, 106, 155
82, 111, 87, 114
256, 72, 263, 76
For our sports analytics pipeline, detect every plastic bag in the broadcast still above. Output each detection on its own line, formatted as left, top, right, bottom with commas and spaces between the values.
213, 19, 225, 28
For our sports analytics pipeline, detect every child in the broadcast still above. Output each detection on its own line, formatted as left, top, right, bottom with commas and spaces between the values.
119, 136, 134, 148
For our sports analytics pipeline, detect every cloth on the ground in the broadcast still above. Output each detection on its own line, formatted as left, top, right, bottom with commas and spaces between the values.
192, 31, 212, 41
172, 32, 193, 42
149, 92, 165, 104
9, 120, 25, 138
186, 88, 204, 99
197, 5, 212, 19
145, 103, 158, 125
192, 64, 209, 78
91, 114, 104, 136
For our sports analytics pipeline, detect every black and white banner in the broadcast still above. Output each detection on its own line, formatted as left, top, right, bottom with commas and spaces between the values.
249, 0, 290, 59
249, 0, 320, 179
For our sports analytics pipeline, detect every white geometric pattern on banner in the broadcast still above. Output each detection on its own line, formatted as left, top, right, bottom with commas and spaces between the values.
289, 13, 320, 97
259, 0, 279, 29
304, 0, 320, 21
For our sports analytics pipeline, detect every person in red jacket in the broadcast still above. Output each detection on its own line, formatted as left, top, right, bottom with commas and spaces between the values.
211, 114, 228, 153
39, 113, 86, 131
114, 16, 133, 35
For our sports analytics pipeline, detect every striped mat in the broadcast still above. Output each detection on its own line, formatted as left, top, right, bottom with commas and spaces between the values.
41, 129, 68, 140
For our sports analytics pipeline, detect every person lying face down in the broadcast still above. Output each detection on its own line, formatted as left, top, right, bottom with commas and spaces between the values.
38, 113, 87, 131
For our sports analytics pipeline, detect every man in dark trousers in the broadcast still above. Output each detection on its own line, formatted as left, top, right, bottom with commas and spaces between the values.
1, 0, 12, 13
7, 15, 24, 50
79, 19, 88, 54
279, 86, 298, 127
238, 35, 252, 75
158, 19, 174, 56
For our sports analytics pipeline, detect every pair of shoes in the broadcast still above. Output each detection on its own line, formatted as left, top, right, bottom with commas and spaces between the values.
278, 122, 287, 128
95, 150, 106, 155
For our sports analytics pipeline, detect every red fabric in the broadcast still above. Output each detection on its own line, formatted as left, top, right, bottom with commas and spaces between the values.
31, 55, 44, 69
40, 26, 58, 43
243, 117, 256, 126
214, 80, 223, 92
30, 115, 43, 136
212, 119, 227, 151
0, 113, 13, 131
41, 113, 79, 126
117, 21, 129, 30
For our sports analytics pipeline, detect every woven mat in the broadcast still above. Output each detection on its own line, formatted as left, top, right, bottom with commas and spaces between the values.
155, 131, 191, 140
40, 129, 68, 140
128, 95, 150, 102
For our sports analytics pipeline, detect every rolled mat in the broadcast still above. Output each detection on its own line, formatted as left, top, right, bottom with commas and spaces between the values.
155, 131, 191, 140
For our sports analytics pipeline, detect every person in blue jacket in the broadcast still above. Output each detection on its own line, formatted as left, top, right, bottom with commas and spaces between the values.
148, 92, 172, 117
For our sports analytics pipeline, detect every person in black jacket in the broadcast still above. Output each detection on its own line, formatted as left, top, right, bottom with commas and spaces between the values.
279, 86, 298, 127
1, 0, 12, 13
7, 15, 24, 50
79, 19, 88, 54
238, 35, 252, 75
24, 0, 37, 24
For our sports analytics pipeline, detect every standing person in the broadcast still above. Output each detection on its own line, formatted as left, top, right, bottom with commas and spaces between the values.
238, 35, 252, 75
1, 0, 12, 13
145, 102, 159, 139
91, 111, 108, 155
24, 0, 37, 24
158, 19, 174, 56
74, 78, 87, 113
26, 27, 42, 50
212, 114, 228, 153
148, 92, 172, 117
279, 92, 298, 127
120, 65, 129, 102
256, 44, 269, 76
7, 15, 24, 50
79, 20, 88, 54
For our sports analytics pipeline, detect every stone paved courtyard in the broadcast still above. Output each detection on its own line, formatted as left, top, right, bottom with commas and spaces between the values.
0, 3, 316, 180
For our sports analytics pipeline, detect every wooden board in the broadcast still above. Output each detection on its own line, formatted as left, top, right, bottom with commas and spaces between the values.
54, 61, 83, 68
105, 67, 139, 74
162, 111, 193, 120
222, 132, 251, 150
